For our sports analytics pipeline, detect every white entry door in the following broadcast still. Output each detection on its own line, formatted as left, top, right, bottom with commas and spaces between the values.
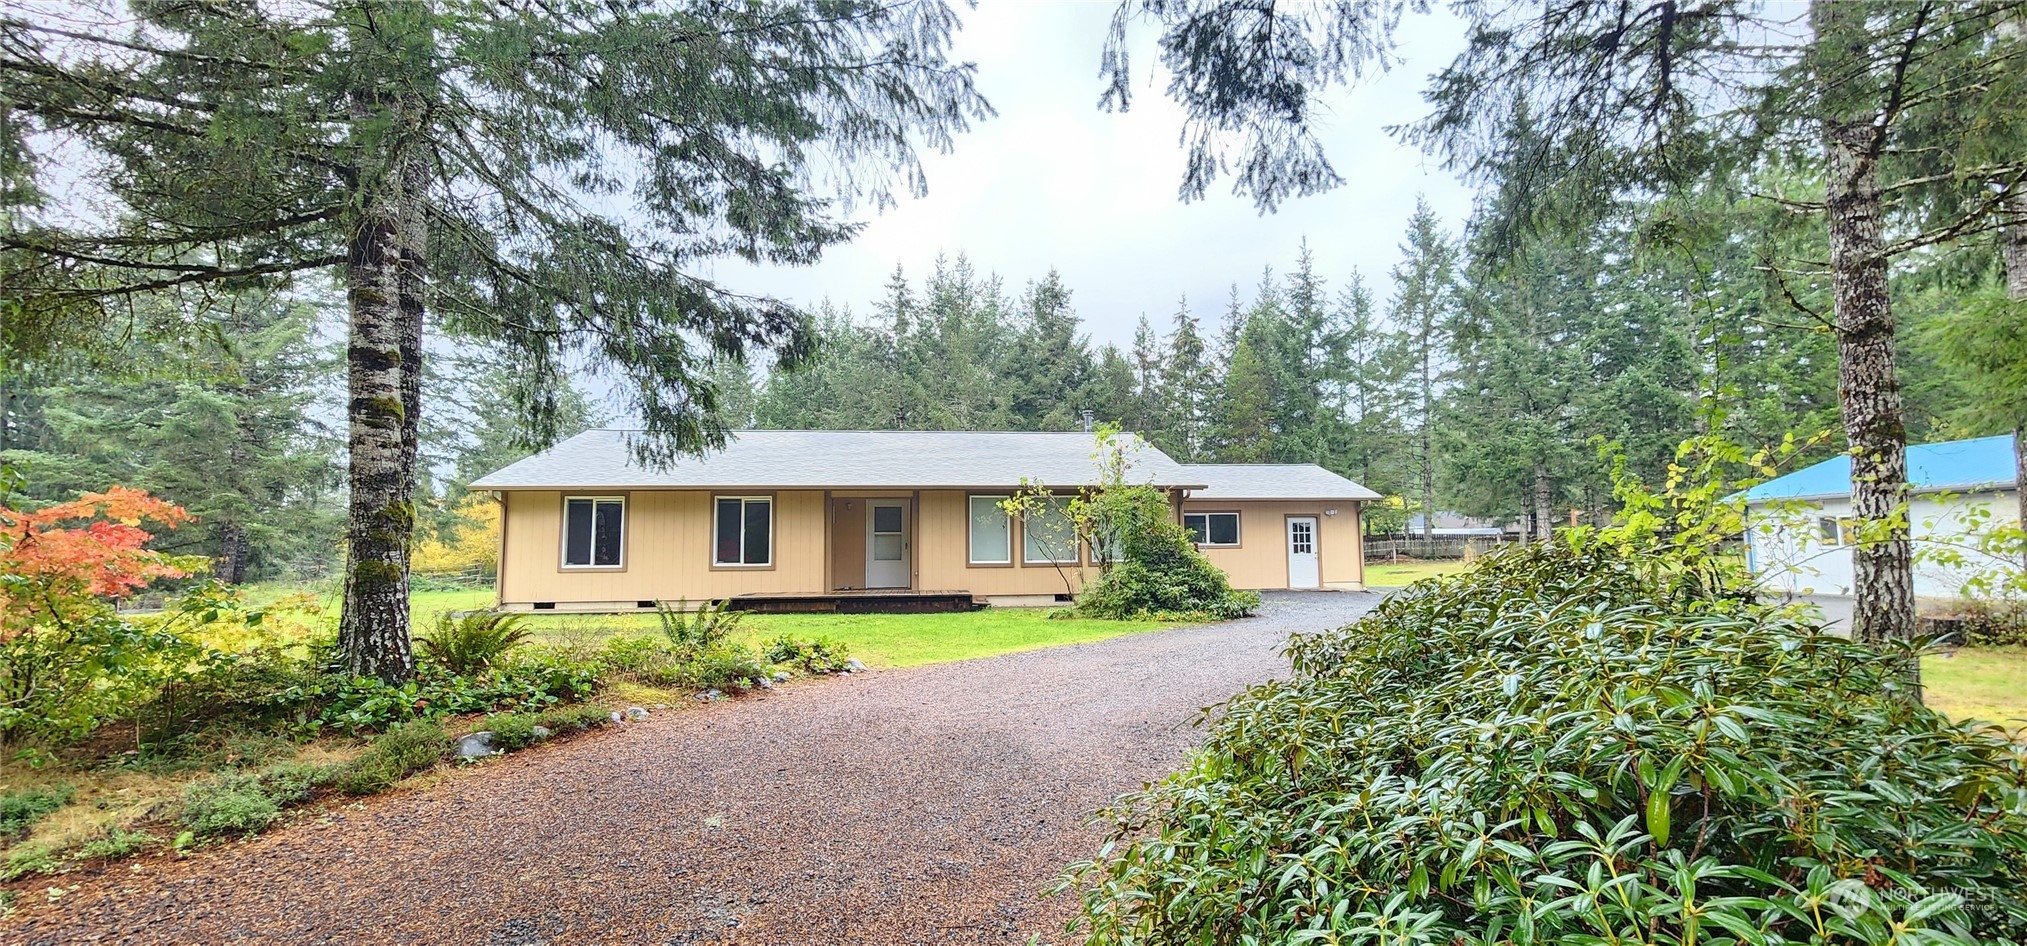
865, 501, 910, 589
1286, 517, 1320, 589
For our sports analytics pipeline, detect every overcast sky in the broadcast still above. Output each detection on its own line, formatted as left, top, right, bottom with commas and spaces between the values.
709, 1, 1480, 352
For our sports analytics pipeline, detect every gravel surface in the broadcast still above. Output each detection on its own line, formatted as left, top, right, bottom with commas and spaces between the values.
10, 592, 1381, 946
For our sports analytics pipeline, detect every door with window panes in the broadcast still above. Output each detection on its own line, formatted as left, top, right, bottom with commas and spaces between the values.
865, 500, 910, 588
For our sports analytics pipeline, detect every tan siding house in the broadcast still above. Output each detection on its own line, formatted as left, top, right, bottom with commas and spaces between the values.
472, 430, 1380, 610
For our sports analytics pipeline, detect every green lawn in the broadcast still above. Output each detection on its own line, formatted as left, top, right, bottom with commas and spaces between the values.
1925, 646, 2027, 733
1365, 560, 1469, 586
399, 587, 1162, 668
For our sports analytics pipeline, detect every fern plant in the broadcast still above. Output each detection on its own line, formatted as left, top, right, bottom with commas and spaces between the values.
654, 599, 745, 653
417, 612, 531, 676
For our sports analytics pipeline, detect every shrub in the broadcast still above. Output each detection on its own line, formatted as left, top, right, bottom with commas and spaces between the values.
329, 718, 447, 795
481, 704, 611, 752
0, 784, 73, 840
1067, 539, 2027, 944
75, 827, 155, 860
1951, 597, 2027, 647
0, 488, 201, 745
417, 611, 531, 676
684, 641, 770, 691
763, 634, 852, 674
179, 759, 333, 838
0, 843, 56, 881
1072, 485, 1258, 621
294, 650, 599, 733
180, 780, 280, 837
655, 599, 746, 651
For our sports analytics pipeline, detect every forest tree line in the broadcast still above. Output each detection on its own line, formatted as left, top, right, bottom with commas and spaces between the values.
723, 190, 2005, 540
3, 176, 2010, 582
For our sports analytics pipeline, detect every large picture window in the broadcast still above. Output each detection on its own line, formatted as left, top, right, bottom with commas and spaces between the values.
968, 495, 1011, 565
562, 497, 625, 568
1022, 497, 1079, 565
715, 496, 773, 566
1184, 511, 1240, 547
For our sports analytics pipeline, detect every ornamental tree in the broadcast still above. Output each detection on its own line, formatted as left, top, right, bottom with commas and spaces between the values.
0, 486, 195, 639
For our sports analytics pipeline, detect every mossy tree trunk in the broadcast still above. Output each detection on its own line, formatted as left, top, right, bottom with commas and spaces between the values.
1812, 1, 1916, 684
2006, 184, 2027, 572
338, 5, 432, 683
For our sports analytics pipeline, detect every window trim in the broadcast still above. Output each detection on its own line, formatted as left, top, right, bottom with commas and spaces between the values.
1184, 510, 1243, 548
559, 495, 628, 571
711, 494, 776, 569
1021, 496, 1082, 566
966, 494, 1015, 567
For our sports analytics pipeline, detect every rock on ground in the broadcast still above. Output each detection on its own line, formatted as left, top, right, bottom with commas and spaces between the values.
7, 592, 1381, 946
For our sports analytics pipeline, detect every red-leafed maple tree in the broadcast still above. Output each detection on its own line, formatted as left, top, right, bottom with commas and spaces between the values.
0, 487, 195, 640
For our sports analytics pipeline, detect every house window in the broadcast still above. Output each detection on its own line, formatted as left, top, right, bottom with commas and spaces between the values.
715, 496, 772, 566
562, 497, 625, 568
1023, 497, 1079, 565
1817, 516, 1846, 546
1184, 512, 1240, 547
968, 495, 1011, 564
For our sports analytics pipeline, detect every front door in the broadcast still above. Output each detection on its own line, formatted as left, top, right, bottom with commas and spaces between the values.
1286, 516, 1320, 589
866, 501, 910, 589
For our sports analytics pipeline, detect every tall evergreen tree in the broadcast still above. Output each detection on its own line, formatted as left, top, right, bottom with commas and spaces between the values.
1002, 270, 1095, 431
1154, 300, 1214, 460
2, 293, 341, 581
1387, 198, 1458, 538
2, 0, 991, 681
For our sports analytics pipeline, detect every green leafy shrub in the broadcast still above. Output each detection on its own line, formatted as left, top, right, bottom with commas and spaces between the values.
684, 641, 770, 691
179, 759, 333, 838
0, 843, 56, 881
1073, 485, 1258, 621
1068, 539, 2027, 944
481, 703, 612, 752
328, 718, 447, 795
0, 784, 73, 840
763, 634, 852, 674
1940, 597, 2027, 647
76, 827, 155, 860
180, 780, 280, 837
655, 599, 745, 650
417, 611, 531, 676
291, 650, 599, 733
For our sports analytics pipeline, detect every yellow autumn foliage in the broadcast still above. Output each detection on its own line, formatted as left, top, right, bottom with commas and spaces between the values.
413, 494, 500, 576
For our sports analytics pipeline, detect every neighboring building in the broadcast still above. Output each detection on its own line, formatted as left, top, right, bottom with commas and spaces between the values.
1401, 512, 1512, 538
470, 429, 1381, 611
1743, 434, 2022, 598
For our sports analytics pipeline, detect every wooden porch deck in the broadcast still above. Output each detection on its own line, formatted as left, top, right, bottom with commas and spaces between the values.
726, 589, 984, 614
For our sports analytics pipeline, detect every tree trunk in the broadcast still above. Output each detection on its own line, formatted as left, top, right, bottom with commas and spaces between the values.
1418, 339, 1434, 541
216, 520, 249, 585
1532, 464, 1554, 542
1814, 2, 1916, 680
2005, 184, 2027, 571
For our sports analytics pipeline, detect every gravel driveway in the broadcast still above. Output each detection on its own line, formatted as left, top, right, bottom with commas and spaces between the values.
10, 592, 1380, 946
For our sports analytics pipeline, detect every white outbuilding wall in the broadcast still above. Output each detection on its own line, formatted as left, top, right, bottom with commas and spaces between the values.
1746, 489, 2021, 599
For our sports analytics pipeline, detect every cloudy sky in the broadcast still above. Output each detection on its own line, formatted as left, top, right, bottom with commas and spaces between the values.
711, 1, 1480, 351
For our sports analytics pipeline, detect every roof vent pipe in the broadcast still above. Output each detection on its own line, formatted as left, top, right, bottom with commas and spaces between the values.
1081, 409, 1095, 433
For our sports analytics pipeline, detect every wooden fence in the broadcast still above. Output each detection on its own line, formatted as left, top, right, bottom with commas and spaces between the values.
1364, 535, 1519, 562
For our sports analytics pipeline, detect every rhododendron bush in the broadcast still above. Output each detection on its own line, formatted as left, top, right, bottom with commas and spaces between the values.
0, 487, 205, 742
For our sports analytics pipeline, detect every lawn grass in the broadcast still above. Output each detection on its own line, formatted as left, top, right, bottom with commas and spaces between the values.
397, 586, 1164, 668
1925, 646, 2027, 733
1364, 559, 1469, 586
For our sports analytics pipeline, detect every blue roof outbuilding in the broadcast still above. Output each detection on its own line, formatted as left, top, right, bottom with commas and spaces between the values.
1743, 434, 2019, 503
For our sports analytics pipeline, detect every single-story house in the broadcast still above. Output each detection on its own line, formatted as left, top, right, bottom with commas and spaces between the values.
468, 429, 1381, 611
1743, 434, 2022, 599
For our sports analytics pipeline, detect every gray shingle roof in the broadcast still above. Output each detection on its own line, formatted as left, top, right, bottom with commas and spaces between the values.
1180, 463, 1382, 501
469, 429, 1207, 490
